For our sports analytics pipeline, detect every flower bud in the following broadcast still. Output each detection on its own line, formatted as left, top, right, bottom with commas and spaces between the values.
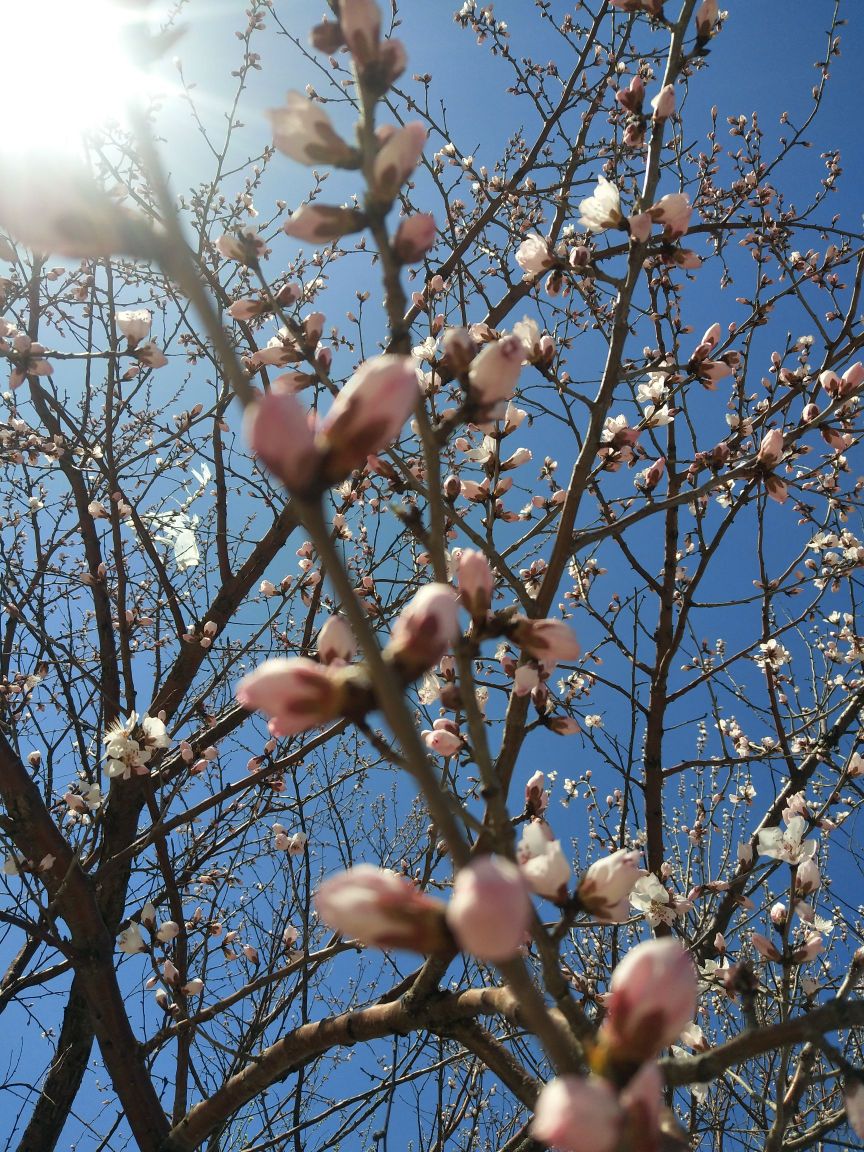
268, 92, 359, 168
467, 334, 524, 420
244, 384, 322, 495
517, 822, 571, 902
515, 233, 554, 278
650, 84, 676, 121
385, 584, 460, 679
372, 122, 427, 201
315, 864, 448, 952
578, 849, 644, 924
317, 355, 419, 483
317, 615, 356, 665
600, 938, 698, 1062
456, 549, 494, 621
446, 856, 532, 962
756, 428, 784, 469
236, 657, 352, 737
339, 0, 381, 66
531, 1076, 621, 1152
393, 213, 437, 262
524, 770, 548, 816
509, 617, 580, 668
647, 192, 692, 238
283, 204, 367, 242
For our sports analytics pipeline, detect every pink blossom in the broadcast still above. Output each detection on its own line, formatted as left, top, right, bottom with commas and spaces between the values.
601, 938, 698, 1061
115, 309, 151, 348
578, 849, 644, 923
627, 212, 653, 242
268, 92, 358, 167
283, 204, 366, 242
317, 616, 356, 665
695, 0, 718, 38
228, 298, 269, 321
319, 355, 420, 482
513, 665, 540, 696
236, 657, 348, 737
244, 385, 322, 494
446, 856, 532, 961
793, 932, 823, 963
422, 723, 463, 757
517, 822, 571, 901
619, 1061, 663, 1141
372, 123, 428, 201
456, 549, 494, 620
515, 233, 554, 277
616, 75, 644, 113
751, 932, 781, 961
524, 770, 548, 816
510, 617, 580, 668
467, 334, 524, 420
756, 428, 785, 470
650, 84, 676, 121
531, 1076, 621, 1152
385, 584, 460, 679
393, 213, 437, 262
795, 855, 820, 896
315, 865, 447, 952
339, 0, 381, 66
648, 192, 692, 238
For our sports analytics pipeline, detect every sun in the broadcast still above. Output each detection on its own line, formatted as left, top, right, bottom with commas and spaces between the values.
3, 0, 155, 155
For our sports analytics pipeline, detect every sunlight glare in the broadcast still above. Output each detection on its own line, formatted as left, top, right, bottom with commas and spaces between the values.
4, 0, 153, 155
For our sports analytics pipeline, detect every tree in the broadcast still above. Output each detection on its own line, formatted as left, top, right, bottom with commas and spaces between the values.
0, 0, 863, 1149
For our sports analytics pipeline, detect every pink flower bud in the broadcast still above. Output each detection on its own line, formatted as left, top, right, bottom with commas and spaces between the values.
793, 931, 823, 963
393, 213, 437, 263
339, 0, 381, 66
627, 211, 653, 242
650, 84, 676, 121
601, 938, 698, 1061
695, 0, 718, 39
156, 920, 180, 943
842, 361, 864, 393
446, 856, 532, 962
548, 716, 581, 736
422, 727, 463, 757
283, 203, 367, 242
515, 233, 554, 277
236, 657, 350, 737
315, 864, 448, 952
801, 402, 820, 423
795, 856, 820, 895
385, 584, 460, 679
616, 74, 645, 113
317, 615, 356, 665
268, 92, 359, 168
318, 355, 420, 482
372, 123, 427, 201
182, 978, 205, 997
647, 192, 692, 239
509, 617, 581, 668
517, 822, 571, 901
757, 428, 785, 469
578, 850, 644, 924
244, 384, 321, 493
531, 1076, 621, 1152
524, 770, 548, 816
456, 549, 494, 620
467, 334, 524, 419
